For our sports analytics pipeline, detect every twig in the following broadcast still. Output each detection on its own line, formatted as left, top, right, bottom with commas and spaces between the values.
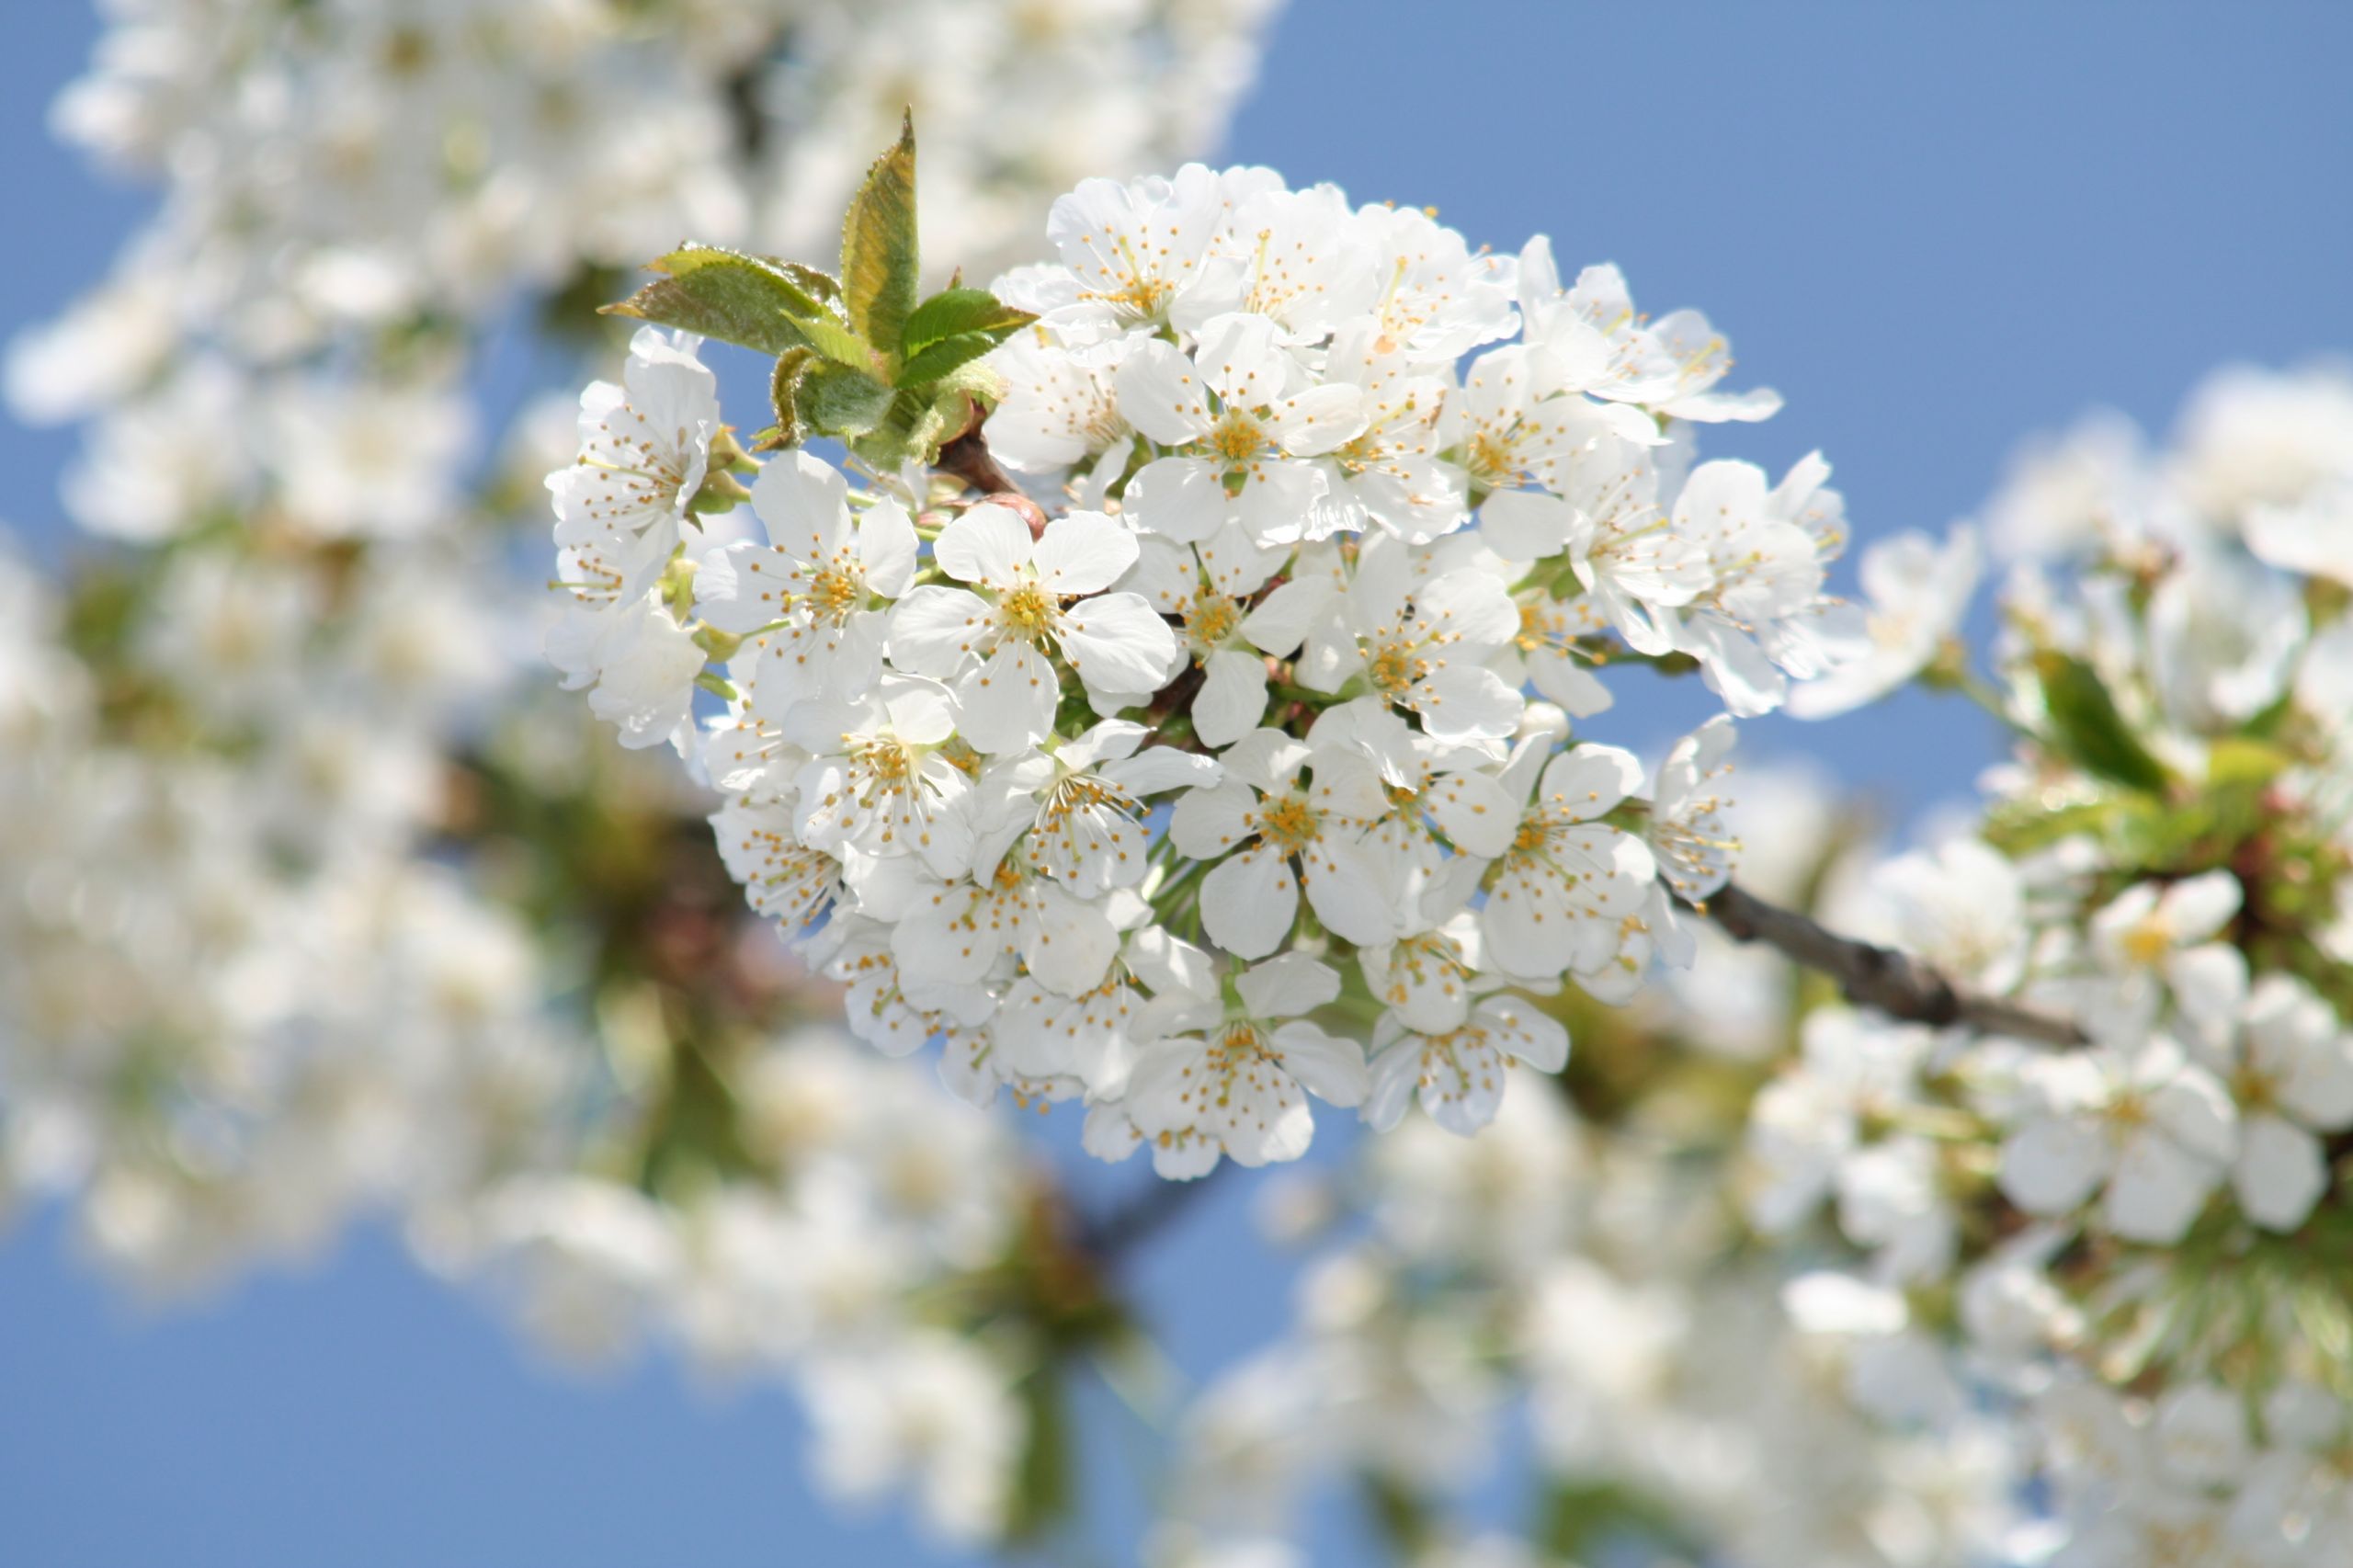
937, 423, 1021, 498
1689, 881, 2087, 1047
1082, 1165, 1229, 1262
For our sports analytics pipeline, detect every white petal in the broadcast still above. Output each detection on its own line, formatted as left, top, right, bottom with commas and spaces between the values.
2106, 1128, 2222, 1244
1482, 994, 1569, 1072
1477, 489, 1575, 562
1168, 780, 1259, 858
1234, 953, 1341, 1019
1114, 338, 1214, 446
955, 641, 1057, 754
1998, 1116, 2109, 1216
1022, 882, 1121, 996
1271, 1022, 1368, 1107
1536, 744, 1644, 818
887, 585, 990, 677
1199, 844, 1300, 960
1193, 649, 1269, 748
858, 496, 918, 598
1123, 457, 1229, 543
1426, 768, 1517, 858
1301, 835, 1399, 947
750, 448, 851, 560
1058, 592, 1176, 694
693, 542, 794, 634
1032, 510, 1141, 596
935, 504, 1035, 586
2234, 1113, 2326, 1232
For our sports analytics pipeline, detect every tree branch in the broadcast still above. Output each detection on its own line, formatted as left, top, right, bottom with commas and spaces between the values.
937, 423, 1021, 499
1689, 881, 2087, 1047
1081, 1165, 1229, 1263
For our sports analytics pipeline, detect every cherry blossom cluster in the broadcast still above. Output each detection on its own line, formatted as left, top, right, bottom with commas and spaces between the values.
1730, 363, 2353, 1566
551, 164, 1890, 1178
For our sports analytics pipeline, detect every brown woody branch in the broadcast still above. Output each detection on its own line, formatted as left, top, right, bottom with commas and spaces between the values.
937, 422, 1022, 499
1690, 881, 2087, 1047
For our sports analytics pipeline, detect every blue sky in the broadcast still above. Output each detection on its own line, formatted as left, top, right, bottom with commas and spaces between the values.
5, 3, 2352, 1564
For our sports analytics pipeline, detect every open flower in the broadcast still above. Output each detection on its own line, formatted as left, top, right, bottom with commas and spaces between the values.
697, 449, 917, 719
1124, 947, 1369, 1175
2223, 975, 2353, 1231
1168, 728, 1396, 957
973, 719, 1219, 898
1999, 1037, 2237, 1244
888, 505, 1175, 753
1117, 312, 1366, 546
1295, 533, 1524, 744
1363, 993, 1568, 1136
1477, 741, 1657, 982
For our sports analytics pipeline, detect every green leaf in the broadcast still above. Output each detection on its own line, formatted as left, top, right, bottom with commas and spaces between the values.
2035, 653, 2172, 794
845, 384, 969, 472
795, 363, 896, 438
756, 348, 817, 451
601, 245, 831, 357
839, 113, 921, 354
901, 287, 1033, 356
766, 258, 843, 309
2208, 736, 2291, 790
895, 330, 1016, 388
791, 311, 881, 372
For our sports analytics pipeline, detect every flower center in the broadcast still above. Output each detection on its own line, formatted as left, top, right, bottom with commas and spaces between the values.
808, 563, 862, 620
1185, 589, 1241, 652
1210, 409, 1270, 466
2120, 918, 2174, 967
1367, 636, 1430, 696
1256, 790, 1320, 854
999, 582, 1057, 639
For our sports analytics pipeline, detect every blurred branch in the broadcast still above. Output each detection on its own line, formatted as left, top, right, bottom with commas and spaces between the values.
1082, 1165, 1229, 1262
1690, 881, 2088, 1047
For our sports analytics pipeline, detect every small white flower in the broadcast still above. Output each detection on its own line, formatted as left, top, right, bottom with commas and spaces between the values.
1362, 993, 1568, 1136
889, 504, 1175, 752
1646, 716, 1739, 904
1120, 524, 1292, 747
1169, 728, 1397, 958
1999, 1037, 2237, 1244
2224, 975, 2353, 1231
787, 676, 977, 879
1118, 312, 1366, 545
1787, 525, 1982, 719
1294, 534, 1524, 744
547, 325, 717, 569
696, 449, 918, 720
1665, 453, 1863, 717
975, 719, 1219, 898
1125, 948, 1369, 1174
1477, 741, 1657, 983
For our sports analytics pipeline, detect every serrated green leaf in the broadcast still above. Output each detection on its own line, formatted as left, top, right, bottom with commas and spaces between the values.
766, 259, 842, 308
796, 363, 896, 438
895, 330, 1016, 388
839, 113, 921, 354
901, 288, 1033, 357
792, 311, 880, 371
2035, 653, 2172, 794
602, 245, 828, 357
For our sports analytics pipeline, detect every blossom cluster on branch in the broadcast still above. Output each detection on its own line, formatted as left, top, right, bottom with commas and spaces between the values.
551, 140, 1936, 1182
